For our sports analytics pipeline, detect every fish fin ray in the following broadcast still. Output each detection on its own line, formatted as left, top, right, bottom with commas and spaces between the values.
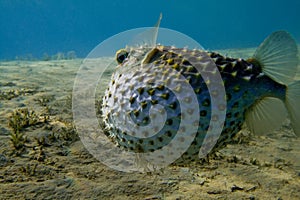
245, 97, 287, 135
285, 80, 300, 136
252, 31, 298, 85
129, 13, 162, 47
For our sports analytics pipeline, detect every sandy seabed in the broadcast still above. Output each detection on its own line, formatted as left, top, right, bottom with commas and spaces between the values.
0, 48, 299, 199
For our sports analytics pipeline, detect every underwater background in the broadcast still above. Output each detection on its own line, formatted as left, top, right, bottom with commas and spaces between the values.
0, 0, 299, 60
0, 1, 300, 199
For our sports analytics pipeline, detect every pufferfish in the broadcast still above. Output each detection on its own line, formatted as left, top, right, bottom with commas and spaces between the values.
101, 27, 300, 164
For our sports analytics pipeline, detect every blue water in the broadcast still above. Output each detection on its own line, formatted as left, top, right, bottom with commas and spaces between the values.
0, 0, 299, 60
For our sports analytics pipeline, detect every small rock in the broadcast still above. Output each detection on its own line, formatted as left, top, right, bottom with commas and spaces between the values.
207, 190, 225, 194
249, 195, 255, 200
0, 154, 8, 167
57, 164, 65, 169
198, 178, 206, 185
3, 82, 16, 87
249, 158, 260, 166
144, 195, 162, 200
180, 167, 190, 173
0, 127, 9, 135
263, 162, 272, 167
246, 185, 257, 192
161, 179, 178, 187
231, 184, 244, 192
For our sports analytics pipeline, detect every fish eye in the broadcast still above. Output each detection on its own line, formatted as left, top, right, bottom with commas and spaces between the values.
116, 49, 129, 64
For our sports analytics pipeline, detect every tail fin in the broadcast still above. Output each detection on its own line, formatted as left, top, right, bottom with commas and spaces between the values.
252, 31, 298, 85
245, 31, 300, 136
286, 81, 300, 136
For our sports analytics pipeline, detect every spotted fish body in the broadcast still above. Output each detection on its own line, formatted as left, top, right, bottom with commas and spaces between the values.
101, 31, 300, 164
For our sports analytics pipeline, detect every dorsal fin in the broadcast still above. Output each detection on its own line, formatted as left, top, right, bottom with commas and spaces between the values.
129, 13, 162, 47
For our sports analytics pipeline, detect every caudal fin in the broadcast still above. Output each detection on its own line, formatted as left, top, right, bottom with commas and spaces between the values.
252, 31, 298, 85
286, 81, 300, 136
245, 31, 300, 136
